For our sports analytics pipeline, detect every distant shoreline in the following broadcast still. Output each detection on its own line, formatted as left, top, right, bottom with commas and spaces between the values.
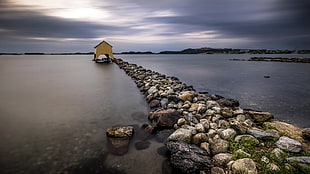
1, 47, 310, 55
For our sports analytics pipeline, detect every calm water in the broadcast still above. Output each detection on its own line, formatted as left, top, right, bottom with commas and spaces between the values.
0, 55, 165, 174
1, 54, 309, 173
121, 54, 310, 128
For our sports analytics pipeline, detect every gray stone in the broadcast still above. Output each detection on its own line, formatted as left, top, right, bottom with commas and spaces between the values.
286, 156, 310, 169
166, 141, 212, 173
167, 128, 192, 143
275, 136, 303, 153
209, 138, 229, 155
302, 128, 310, 140
221, 108, 234, 118
231, 158, 257, 174
206, 100, 220, 109
200, 119, 210, 130
247, 129, 276, 139
149, 109, 180, 128
213, 153, 233, 167
219, 128, 237, 140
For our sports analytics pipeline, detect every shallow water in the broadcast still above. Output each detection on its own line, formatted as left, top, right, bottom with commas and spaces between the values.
120, 54, 310, 128
0, 55, 164, 173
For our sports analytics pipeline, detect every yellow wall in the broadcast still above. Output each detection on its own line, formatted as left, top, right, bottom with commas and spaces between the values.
94, 42, 115, 60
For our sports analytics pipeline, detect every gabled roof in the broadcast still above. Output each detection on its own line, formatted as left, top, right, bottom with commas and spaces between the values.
94, 41, 113, 48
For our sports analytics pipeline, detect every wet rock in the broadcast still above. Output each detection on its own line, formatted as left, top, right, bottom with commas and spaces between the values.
302, 128, 310, 140
136, 124, 154, 140
217, 98, 239, 108
167, 128, 192, 143
209, 138, 229, 155
247, 129, 277, 139
245, 110, 274, 122
155, 129, 174, 143
135, 141, 151, 150
275, 136, 303, 153
166, 141, 212, 174
157, 146, 170, 157
213, 153, 233, 167
178, 91, 195, 102
106, 126, 134, 155
149, 99, 161, 109
231, 158, 257, 174
149, 109, 180, 128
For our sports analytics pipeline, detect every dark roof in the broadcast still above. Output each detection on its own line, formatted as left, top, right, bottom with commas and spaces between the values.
94, 41, 113, 48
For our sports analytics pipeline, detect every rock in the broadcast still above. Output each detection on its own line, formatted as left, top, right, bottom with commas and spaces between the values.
106, 126, 134, 155
157, 146, 170, 157
177, 118, 187, 126
230, 120, 248, 134
302, 128, 310, 140
106, 125, 134, 138
192, 133, 208, 145
261, 156, 270, 164
200, 119, 210, 130
217, 98, 239, 107
209, 138, 229, 155
135, 141, 151, 150
207, 129, 217, 138
178, 91, 195, 102
206, 101, 220, 109
245, 110, 274, 122
149, 99, 161, 109
166, 141, 212, 174
160, 98, 169, 109
136, 124, 154, 140
221, 108, 233, 118
148, 86, 158, 95
231, 158, 257, 174
219, 128, 237, 140
218, 120, 229, 128
200, 142, 211, 155
275, 136, 303, 153
149, 109, 180, 128
195, 123, 205, 133
286, 156, 310, 169
167, 128, 192, 143
213, 153, 233, 167
211, 167, 225, 174
155, 129, 174, 143
247, 129, 277, 139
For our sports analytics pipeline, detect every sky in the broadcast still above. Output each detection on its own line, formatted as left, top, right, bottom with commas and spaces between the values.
0, 0, 309, 53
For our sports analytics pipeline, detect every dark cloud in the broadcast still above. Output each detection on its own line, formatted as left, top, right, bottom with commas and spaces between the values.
1, 0, 309, 52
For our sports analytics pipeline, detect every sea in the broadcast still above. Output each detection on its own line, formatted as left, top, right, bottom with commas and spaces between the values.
0, 54, 309, 173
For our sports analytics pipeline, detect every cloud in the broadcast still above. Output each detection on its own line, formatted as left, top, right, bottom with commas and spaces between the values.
1, 0, 310, 52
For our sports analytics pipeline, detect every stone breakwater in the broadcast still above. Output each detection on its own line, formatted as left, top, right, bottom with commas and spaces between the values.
111, 58, 310, 174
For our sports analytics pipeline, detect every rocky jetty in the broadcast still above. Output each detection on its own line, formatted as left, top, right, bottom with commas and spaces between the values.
114, 58, 310, 173
230, 57, 310, 63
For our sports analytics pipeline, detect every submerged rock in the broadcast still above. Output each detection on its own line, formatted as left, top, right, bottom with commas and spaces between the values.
166, 141, 212, 173
106, 125, 134, 155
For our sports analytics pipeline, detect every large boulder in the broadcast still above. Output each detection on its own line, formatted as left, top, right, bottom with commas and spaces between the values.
148, 109, 180, 128
245, 110, 274, 122
275, 136, 303, 153
231, 158, 257, 174
106, 126, 134, 155
166, 141, 213, 173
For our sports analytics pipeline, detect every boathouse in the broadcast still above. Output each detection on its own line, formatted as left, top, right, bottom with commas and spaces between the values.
94, 41, 115, 61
